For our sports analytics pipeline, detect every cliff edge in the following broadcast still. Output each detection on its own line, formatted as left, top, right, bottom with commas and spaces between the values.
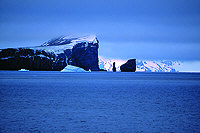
0, 35, 100, 71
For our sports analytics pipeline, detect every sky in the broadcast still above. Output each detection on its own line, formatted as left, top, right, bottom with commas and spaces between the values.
0, 0, 200, 61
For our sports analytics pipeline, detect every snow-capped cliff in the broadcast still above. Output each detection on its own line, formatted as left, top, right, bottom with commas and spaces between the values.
0, 35, 99, 71
38, 35, 98, 55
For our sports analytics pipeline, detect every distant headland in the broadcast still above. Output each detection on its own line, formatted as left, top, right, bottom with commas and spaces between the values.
0, 35, 136, 72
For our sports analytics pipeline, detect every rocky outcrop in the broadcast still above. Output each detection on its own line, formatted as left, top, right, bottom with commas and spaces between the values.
112, 62, 116, 72
0, 35, 100, 71
120, 59, 136, 72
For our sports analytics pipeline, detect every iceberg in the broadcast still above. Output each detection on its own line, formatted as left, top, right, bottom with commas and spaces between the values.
18, 69, 29, 72
61, 65, 86, 72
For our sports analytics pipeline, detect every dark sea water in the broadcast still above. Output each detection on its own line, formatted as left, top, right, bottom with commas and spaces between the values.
0, 71, 200, 133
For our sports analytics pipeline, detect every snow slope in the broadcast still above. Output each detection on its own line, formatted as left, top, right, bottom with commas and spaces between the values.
31, 35, 98, 55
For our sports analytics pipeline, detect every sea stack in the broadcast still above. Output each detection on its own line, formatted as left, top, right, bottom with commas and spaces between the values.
113, 62, 116, 72
120, 59, 136, 72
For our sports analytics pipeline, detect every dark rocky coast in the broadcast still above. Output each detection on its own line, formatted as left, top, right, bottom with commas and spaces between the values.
0, 36, 100, 71
0, 35, 137, 72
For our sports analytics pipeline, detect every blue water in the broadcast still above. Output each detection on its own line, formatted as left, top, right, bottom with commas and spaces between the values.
0, 71, 200, 133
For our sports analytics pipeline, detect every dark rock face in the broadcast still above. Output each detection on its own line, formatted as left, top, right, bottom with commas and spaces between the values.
120, 59, 136, 72
112, 62, 116, 72
0, 36, 100, 71
0, 48, 65, 71
71, 42, 99, 71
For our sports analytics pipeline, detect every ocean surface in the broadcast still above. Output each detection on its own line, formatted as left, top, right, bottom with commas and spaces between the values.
0, 71, 200, 133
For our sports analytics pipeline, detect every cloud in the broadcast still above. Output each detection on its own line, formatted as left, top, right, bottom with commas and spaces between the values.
0, 0, 200, 61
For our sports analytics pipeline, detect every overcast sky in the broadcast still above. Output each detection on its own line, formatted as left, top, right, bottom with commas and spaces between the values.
0, 0, 200, 61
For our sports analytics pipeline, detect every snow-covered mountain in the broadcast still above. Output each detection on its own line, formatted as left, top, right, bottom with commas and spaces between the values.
99, 56, 181, 72
136, 60, 180, 72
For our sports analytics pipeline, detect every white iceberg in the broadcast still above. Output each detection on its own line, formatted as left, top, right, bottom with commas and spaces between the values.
18, 69, 29, 72
61, 65, 87, 72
